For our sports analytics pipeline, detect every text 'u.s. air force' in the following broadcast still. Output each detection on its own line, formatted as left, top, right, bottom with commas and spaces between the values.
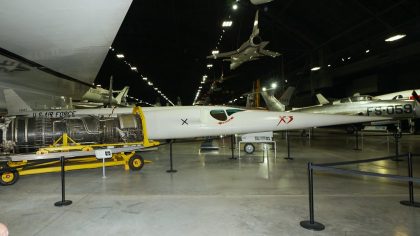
32, 111, 76, 118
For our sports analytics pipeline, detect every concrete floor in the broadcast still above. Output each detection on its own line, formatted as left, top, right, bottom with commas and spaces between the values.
1, 130, 420, 236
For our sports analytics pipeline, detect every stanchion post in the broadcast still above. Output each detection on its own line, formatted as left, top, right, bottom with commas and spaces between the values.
353, 129, 361, 150
400, 152, 420, 207
102, 158, 106, 179
166, 141, 177, 173
300, 162, 325, 231
229, 135, 237, 160
393, 132, 402, 161
54, 156, 72, 207
284, 131, 293, 160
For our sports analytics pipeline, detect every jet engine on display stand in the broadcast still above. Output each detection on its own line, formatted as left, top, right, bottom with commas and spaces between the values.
0, 114, 143, 154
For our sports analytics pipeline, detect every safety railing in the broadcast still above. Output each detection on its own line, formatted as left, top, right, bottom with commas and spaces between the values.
300, 152, 420, 231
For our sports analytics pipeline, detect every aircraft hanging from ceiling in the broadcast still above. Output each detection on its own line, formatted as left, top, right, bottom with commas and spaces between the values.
250, 0, 274, 5
207, 10, 281, 70
0, 0, 132, 110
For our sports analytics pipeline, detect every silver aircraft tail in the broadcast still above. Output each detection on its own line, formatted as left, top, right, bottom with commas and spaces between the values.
115, 86, 129, 104
260, 87, 295, 111
4, 89, 33, 114
412, 90, 420, 118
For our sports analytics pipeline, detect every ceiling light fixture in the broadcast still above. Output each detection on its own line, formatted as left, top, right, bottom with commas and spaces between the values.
232, 4, 238, 10
271, 82, 277, 89
116, 54, 124, 58
222, 21, 233, 27
385, 34, 406, 42
311, 66, 321, 71
212, 50, 219, 55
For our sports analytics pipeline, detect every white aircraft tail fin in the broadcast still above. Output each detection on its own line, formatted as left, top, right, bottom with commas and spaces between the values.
4, 89, 32, 114
316, 93, 329, 105
261, 91, 285, 111
278, 87, 295, 106
115, 86, 129, 104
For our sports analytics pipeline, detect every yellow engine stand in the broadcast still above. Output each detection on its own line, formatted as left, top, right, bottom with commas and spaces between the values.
0, 106, 159, 186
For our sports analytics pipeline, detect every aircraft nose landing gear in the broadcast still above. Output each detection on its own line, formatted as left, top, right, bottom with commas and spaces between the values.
244, 143, 255, 154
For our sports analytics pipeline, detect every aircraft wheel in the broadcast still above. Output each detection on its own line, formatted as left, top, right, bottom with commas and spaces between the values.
244, 143, 255, 154
345, 126, 356, 134
0, 170, 19, 186
128, 155, 145, 171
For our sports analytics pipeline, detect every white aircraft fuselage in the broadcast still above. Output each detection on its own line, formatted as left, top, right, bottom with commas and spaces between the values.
8, 106, 388, 140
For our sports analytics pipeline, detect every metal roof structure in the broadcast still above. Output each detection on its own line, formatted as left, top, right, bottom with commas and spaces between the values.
97, 0, 420, 106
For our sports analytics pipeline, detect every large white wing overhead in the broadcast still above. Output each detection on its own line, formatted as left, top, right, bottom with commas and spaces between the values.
0, 0, 132, 110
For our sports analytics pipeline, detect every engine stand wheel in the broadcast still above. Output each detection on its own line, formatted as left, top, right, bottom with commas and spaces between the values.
244, 143, 255, 154
0, 170, 19, 186
128, 154, 145, 171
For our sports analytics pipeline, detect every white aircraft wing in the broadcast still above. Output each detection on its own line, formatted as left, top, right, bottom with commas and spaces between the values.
0, 53, 91, 98
207, 50, 239, 59
0, 0, 132, 110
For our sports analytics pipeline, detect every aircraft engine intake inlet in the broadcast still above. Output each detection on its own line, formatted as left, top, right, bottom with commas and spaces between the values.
250, 36, 262, 46
2, 114, 143, 153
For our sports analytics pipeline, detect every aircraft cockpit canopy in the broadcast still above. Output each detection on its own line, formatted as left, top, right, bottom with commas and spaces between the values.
350, 95, 374, 102
340, 95, 375, 103
210, 108, 244, 121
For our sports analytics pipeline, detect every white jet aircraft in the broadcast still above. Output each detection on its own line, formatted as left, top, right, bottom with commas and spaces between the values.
207, 10, 281, 70
4, 89, 388, 141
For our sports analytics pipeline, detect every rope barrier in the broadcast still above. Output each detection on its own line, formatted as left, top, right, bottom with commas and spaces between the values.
312, 165, 420, 184
300, 152, 420, 231
315, 154, 406, 167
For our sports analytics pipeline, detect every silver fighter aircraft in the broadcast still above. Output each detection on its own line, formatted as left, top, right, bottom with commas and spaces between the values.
207, 10, 281, 70
262, 90, 420, 119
